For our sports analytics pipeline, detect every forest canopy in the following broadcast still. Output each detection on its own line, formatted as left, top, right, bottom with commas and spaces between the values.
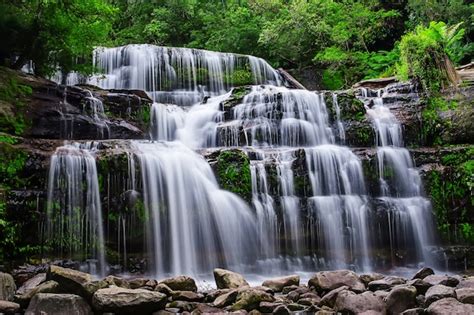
0, 0, 472, 89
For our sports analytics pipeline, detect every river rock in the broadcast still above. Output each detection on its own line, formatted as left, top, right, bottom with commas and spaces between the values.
212, 289, 239, 308
273, 304, 291, 315
261, 275, 299, 292
407, 278, 432, 295
319, 285, 349, 308
15, 280, 60, 308
384, 285, 417, 314
334, 290, 386, 314
401, 308, 424, 315
412, 267, 434, 280
308, 270, 365, 293
159, 275, 197, 292
166, 300, 197, 312
25, 293, 92, 315
155, 283, 174, 296
0, 272, 16, 301
104, 275, 130, 288
92, 286, 167, 313
172, 290, 205, 302
455, 287, 474, 304
425, 284, 455, 306
0, 300, 20, 314
129, 277, 157, 289
456, 277, 474, 289
16, 273, 46, 295
359, 273, 384, 286
192, 303, 224, 313
214, 268, 249, 289
427, 297, 474, 314
259, 301, 282, 313
231, 288, 275, 311
423, 275, 459, 287
46, 265, 92, 297
368, 276, 406, 291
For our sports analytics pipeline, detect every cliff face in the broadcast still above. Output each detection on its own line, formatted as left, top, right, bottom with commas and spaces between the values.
0, 66, 472, 270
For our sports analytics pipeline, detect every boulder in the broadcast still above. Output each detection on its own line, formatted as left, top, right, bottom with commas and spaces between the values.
93, 286, 167, 313
261, 275, 299, 292
129, 277, 157, 289
427, 297, 474, 314
16, 273, 46, 295
259, 301, 282, 313
334, 290, 386, 314
308, 270, 365, 293
104, 275, 130, 288
0, 272, 16, 301
192, 303, 224, 314
214, 268, 249, 289
425, 284, 455, 306
368, 276, 406, 291
359, 273, 385, 286
15, 280, 60, 308
165, 300, 197, 312
272, 304, 291, 315
159, 275, 197, 292
455, 287, 474, 304
384, 285, 417, 314
319, 285, 349, 308
456, 277, 474, 289
407, 278, 432, 295
412, 267, 435, 280
47, 265, 92, 298
155, 283, 174, 296
231, 288, 275, 311
401, 308, 424, 315
25, 293, 92, 315
423, 275, 459, 287
0, 300, 20, 314
212, 289, 239, 308
171, 290, 205, 302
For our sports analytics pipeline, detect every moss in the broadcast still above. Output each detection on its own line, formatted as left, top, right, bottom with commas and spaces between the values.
0, 142, 28, 188
421, 96, 458, 145
216, 149, 252, 201
225, 69, 254, 86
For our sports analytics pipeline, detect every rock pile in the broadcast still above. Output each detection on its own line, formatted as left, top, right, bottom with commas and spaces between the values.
1, 266, 474, 314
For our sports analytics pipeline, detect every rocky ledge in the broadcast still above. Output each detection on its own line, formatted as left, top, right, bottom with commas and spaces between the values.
1, 266, 474, 314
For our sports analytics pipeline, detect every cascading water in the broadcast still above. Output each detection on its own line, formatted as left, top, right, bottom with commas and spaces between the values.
363, 87, 434, 265
45, 142, 106, 276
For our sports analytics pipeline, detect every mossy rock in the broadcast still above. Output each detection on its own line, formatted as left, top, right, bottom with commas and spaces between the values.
216, 149, 252, 201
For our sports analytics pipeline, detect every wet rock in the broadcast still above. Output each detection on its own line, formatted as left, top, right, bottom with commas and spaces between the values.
456, 277, 474, 289
250, 286, 273, 294
427, 297, 474, 314
407, 278, 432, 295
15, 280, 60, 308
359, 273, 384, 286
25, 293, 92, 315
46, 265, 92, 298
214, 268, 249, 289
368, 276, 406, 291
412, 267, 435, 280
231, 288, 274, 311
92, 286, 167, 313
0, 272, 16, 301
159, 275, 197, 292
319, 285, 349, 308
308, 270, 365, 293
166, 300, 197, 312
385, 285, 417, 314
401, 308, 424, 315
16, 273, 46, 295
272, 304, 291, 315
423, 275, 459, 287
261, 275, 299, 292
191, 303, 224, 314
373, 290, 390, 300
104, 275, 130, 288
212, 289, 239, 308
172, 291, 205, 302
0, 300, 20, 314
286, 290, 300, 302
129, 277, 156, 289
258, 301, 281, 313
425, 285, 455, 306
454, 287, 474, 304
155, 283, 174, 296
334, 290, 386, 314
287, 303, 306, 311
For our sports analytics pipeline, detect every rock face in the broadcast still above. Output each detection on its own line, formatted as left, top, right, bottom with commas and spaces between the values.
0, 273, 16, 301
159, 275, 197, 292
262, 275, 300, 292
25, 293, 92, 315
92, 286, 167, 313
214, 268, 249, 289
427, 297, 474, 314
308, 270, 365, 293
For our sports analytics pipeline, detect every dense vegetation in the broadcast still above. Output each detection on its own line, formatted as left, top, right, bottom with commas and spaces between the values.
0, 0, 472, 88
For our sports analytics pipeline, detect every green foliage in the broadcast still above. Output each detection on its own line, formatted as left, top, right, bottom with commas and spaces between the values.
421, 97, 458, 145
225, 69, 254, 86
217, 149, 252, 201
397, 21, 466, 94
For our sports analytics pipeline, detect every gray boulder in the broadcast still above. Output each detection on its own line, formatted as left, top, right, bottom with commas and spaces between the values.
401, 308, 424, 315
309, 270, 365, 293
25, 293, 92, 315
334, 290, 386, 314
319, 285, 349, 308
212, 289, 238, 308
425, 284, 455, 306
455, 287, 474, 304
368, 276, 406, 291
412, 267, 434, 280
214, 268, 249, 289
46, 265, 92, 298
407, 278, 432, 295
359, 273, 384, 286
171, 290, 204, 302
159, 275, 197, 292
456, 277, 474, 289
262, 275, 299, 292
15, 280, 60, 308
231, 288, 275, 311
0, 300, 20, 314
16, 273, 46, 295
427, 297, 474, 314
384, 285, 417, 314
0, 272, 16, 301
92, 286, 167, 313
423, 275, 459, 287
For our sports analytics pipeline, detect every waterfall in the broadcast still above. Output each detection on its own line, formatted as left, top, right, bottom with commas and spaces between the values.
45, 142, 106, 276
364, 87, 434, 264
89, 45, 282, 105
